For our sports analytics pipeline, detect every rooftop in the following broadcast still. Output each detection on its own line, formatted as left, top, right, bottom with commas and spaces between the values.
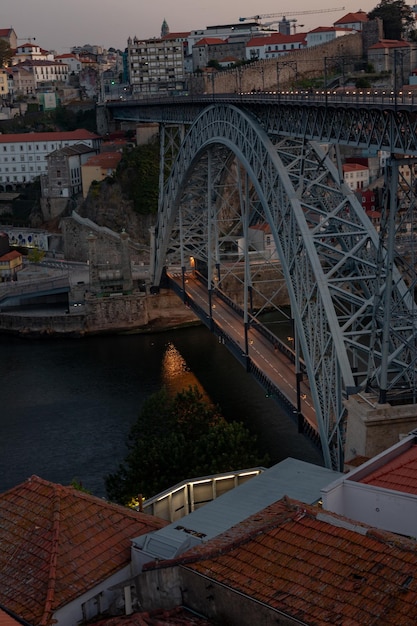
359, 442, 417, 494
148, 497, 417, 626
0, 476, 167, 625
132, 459, 340, 562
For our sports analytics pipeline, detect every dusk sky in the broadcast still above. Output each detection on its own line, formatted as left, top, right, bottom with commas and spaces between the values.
2, 1, 395, 52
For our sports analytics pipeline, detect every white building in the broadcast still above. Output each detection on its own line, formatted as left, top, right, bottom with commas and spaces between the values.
0, 129, 101, 190
306, 26, 354, 47
246, 32, 307, 61
343, 162, 370, 191
12, 42, 54, 63
333, 10, 369, 32
55, 53, 82, 74
13, 59, 69, 88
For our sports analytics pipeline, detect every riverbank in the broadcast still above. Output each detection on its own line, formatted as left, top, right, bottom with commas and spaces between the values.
0, 289, 199, 338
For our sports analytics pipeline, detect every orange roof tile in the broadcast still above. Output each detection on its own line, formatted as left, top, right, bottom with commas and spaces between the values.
0, 130, 100, 144
0, 250, 22, 262
0, 476, 167, 626
84, 152, 122, 169
369, 39, 410, 50
247, 33, 306, 47
194, 38, 226, 46
343, 162, 369, 172
0, 607, 29, 626
334, 11, 369, 25
359, 444, 417, 494
146, 497, 417, 626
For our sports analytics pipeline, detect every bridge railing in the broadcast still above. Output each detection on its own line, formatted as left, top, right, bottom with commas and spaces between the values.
107, 88, 417, 110
0, 275, 70, 303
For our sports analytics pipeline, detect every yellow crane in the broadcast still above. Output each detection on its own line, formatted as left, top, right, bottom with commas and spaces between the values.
238, 6, 345, 24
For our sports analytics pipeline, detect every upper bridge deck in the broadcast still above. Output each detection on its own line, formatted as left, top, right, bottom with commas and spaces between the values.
102, 89, 417, 155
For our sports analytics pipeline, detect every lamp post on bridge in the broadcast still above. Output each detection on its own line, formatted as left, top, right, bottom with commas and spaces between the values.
276, 60, 297, 93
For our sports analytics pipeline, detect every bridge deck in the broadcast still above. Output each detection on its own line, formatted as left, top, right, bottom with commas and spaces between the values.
168, 272, 318, 444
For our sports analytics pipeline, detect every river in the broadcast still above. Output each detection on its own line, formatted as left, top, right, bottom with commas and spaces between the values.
0, 324, 323, 498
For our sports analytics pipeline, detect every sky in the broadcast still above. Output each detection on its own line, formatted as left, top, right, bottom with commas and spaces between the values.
2, 0, 393, 53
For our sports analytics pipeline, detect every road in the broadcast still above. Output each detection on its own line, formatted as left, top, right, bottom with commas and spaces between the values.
171, 272, 317, 433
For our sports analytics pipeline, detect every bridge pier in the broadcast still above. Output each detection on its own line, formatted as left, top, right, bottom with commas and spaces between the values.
344, 395, 417, 465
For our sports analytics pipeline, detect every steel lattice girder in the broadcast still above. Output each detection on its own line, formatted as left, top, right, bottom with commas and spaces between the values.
152, 104, 417, 470
109, 98, 417, 156
255, 104, 417, 155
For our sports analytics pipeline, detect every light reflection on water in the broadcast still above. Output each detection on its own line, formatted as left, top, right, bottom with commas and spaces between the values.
161, 342, 209, 400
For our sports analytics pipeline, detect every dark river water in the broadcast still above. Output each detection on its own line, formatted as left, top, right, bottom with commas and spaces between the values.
0, 324, 323, 498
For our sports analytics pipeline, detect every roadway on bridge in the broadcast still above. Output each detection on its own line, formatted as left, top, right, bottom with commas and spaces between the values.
171, 272, 317, 433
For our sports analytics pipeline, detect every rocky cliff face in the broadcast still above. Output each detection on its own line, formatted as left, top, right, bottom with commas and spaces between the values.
77, 179, 155, 246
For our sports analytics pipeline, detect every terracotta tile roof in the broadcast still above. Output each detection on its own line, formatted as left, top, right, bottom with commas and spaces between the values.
334, 11, 369, 25
343, 163, 369, 172
93, 606, 213, 625
369, 39, 411, 49
0, 606, 31, 626
359, 444, 417, 494
247, 33, 307, 47
194, 38, 226, 46
146, 497, 417, 626
0, 250, 22, 262
161, 32, 190, 40
309, 26, 354, 33
0, 476, 168, 626
84, 152, 122, 169
0, 130, 100, 144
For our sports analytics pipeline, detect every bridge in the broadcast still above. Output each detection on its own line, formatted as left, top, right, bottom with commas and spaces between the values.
102, 91, 417, 471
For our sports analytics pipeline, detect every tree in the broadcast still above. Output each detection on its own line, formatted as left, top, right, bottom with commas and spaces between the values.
0, 40, 13, 68
105, 386, 269, 505
368, 0, 415, 40
116, 140, 160, 215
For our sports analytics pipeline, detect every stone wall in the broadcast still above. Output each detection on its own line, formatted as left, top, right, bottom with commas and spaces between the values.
206, 33, 363, 94
0, 289, 198, 337
344, 394, 417, 462
61, 212, 149, 265
0, 311, 85, 336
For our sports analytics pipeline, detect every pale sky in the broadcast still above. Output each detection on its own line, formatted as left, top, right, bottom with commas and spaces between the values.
2, 0, 389, 53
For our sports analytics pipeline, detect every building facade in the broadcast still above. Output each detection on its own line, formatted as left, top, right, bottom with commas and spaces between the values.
246, 32, 307, 60
0, 130, 101, 191
127, 35, 186, 95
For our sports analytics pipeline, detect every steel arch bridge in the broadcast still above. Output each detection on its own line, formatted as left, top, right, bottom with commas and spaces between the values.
150, 102, 417, 470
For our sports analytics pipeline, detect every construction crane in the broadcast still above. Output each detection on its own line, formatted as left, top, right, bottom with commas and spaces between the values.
238, 7, 345, 24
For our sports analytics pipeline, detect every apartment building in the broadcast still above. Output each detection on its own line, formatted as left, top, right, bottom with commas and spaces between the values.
246, 32, 307, 61
13, 59, 69, 89
343, 162, 370, 190
127, 34, 186, 95
0, 130, 101, 191
12, 42, 54, 64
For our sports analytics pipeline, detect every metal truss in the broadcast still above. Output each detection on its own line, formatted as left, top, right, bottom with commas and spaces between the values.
255, 102, 417, 155
108, 94, 417, 155
151, 103, 417, 470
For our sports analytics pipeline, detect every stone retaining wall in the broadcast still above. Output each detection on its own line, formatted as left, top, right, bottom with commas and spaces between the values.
0, 290, 198, 337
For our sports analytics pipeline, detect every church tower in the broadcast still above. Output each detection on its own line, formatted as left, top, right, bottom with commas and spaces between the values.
161, 18, 169, 37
